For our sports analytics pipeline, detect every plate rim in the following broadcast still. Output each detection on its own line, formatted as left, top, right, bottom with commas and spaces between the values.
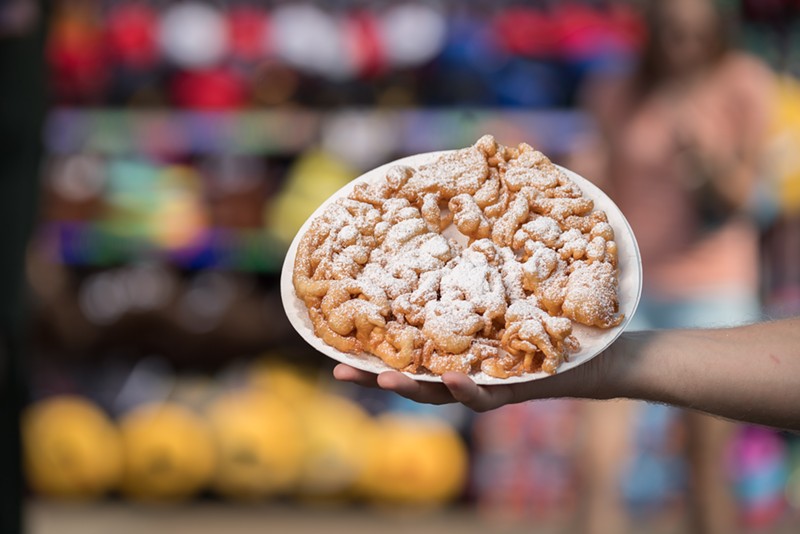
280, 150, 642, 385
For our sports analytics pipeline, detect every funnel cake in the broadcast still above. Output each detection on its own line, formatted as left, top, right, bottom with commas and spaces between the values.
292, 136, 623, 378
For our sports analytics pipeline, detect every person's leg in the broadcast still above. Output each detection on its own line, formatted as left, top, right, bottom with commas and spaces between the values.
575, 302, 656, 533
578, 399, 636, 534
664, 293, 761, 534
684, 411, 737, 534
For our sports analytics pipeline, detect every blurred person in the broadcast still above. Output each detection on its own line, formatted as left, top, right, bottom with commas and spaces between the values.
589, 0, 774, 316
0, 0, 46, 532
568, 0, 775, 532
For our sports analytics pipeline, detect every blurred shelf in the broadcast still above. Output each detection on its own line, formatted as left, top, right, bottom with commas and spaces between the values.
44, 108, 592, 159
45, 108, 320, 157
38, 108, 593, 272
26, 500, 733, 534
37, 222, 285, 272
25, 502, 543, 534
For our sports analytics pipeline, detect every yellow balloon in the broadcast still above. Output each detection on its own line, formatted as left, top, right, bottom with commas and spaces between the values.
248, 359, 320, 405
207, 389, 305, 500
266, 150, 356, 244
359, 413, 468, 507
23, 396, 123, 500
767, 75, 800, 213
119, 402, 216, 502
295, 393, 373, 499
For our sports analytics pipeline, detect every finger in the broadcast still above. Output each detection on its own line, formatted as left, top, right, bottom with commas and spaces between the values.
376, 371, 457, 405
442, 372, 517, 412
332, 364, 380, 388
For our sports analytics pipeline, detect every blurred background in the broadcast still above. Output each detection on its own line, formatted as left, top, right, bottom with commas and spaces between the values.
2, 0, 800, 533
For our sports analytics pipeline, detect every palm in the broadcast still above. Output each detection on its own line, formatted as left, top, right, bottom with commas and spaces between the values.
332, 356, 604, 411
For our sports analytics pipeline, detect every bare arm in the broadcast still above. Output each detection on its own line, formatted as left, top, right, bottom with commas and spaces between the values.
334, 317, 800, 431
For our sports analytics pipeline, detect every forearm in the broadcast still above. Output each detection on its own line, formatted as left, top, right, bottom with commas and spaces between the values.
607, 319, 800, 431
333, 318, 800, 427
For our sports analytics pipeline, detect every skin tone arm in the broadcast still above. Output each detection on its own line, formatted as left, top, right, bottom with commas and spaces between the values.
334, 317, 800, 431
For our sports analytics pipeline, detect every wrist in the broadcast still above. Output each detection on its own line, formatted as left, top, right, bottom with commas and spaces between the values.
596, 330, 660, 402
515, 330, 661, 403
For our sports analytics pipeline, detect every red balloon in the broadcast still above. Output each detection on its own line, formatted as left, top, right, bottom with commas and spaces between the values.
554, 3, 644, 58
343, 10, 385, 78
170, 68, 248, 110
106, 2, 160, 68
493, 7, 557, 57
228, 6, 270, 62
47, 14, 108, 103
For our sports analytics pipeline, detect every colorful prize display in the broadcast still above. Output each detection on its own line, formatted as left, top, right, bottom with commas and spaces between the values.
27, 4, 800, 533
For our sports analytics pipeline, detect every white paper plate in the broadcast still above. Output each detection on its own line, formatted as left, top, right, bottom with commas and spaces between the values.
281, 151, 642, 385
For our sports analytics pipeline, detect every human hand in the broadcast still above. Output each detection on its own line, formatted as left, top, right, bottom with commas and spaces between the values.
333, 347, 616, 412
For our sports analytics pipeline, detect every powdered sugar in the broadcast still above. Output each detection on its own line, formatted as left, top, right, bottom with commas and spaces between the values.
406, 147, 489, 199
523, 244, 559, 283
562, 260, 622, 328
440, 241, 507, 319
522, 216, 562, 246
